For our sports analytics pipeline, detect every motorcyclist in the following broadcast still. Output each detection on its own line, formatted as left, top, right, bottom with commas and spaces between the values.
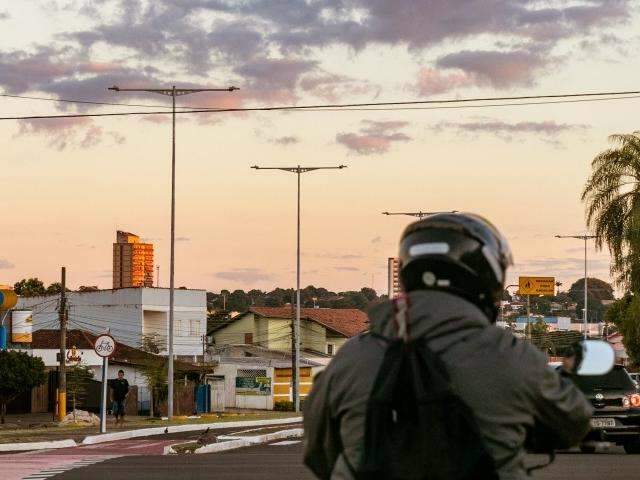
304, 213, 593, 480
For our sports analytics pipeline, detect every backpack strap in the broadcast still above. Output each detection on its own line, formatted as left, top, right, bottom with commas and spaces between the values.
392, 294, 411, 342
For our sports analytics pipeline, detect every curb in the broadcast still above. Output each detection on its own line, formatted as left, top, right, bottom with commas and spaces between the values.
0, 439, 77, 452
164, 428, 303, 455
82, 416, 302, 445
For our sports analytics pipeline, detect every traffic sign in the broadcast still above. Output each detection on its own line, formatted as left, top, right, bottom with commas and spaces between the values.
519, 276, 555, 296
94, 334, 116, 358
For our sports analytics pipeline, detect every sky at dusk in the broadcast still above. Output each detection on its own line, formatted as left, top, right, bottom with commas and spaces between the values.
1, 1, 639, 295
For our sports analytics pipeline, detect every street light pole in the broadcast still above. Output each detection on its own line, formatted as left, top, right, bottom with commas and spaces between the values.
555, 234, 598, 340
382, 210, 458, 219
109, 84, 238, 419
251, 164, 346, 412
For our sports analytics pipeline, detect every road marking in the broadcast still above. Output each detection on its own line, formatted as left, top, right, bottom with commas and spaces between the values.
16, 455, 120, 480
270, 440, 301, 446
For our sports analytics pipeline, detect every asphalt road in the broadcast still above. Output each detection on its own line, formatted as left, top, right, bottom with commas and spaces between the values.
51, 442, 640, 480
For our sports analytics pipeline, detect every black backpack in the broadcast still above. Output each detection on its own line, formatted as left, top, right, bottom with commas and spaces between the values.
352, 297, 498, 480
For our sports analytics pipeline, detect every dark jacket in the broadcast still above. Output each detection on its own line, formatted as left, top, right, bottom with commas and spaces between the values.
303, 290, 593, 480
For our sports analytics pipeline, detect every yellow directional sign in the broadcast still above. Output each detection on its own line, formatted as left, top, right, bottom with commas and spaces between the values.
519, 276, 555, 296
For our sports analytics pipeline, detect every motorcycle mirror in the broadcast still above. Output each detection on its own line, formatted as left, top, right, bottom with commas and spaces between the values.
576, 340, 615, 376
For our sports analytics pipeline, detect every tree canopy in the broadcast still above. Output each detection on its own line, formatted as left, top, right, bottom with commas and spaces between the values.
207, 285, 386, 312
582, 132, 640, 291
0, 350, 46, 423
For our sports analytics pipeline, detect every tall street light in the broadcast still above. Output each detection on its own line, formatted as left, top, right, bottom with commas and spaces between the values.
382, 210, 458, 219
109, 84, 238, 419
555, 233, 598, 340
251, 164, 347, 412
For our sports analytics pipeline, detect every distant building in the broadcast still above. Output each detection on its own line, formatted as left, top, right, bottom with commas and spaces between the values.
18, 288, 207, 358
113, 230, 154, 288
387, 257, 401, 298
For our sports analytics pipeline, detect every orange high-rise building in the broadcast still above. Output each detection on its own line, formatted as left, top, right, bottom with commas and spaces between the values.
113, 231, 154, 288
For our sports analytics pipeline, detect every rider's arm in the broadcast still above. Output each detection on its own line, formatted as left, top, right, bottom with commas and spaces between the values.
530, 362, 593, 449
303, 370, 340, 480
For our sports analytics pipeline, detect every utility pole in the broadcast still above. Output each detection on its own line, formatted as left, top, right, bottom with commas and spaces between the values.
157, 266, 160, 288
109, 84, 238, 419
58, 267, 67, 421
290, 291, 296, 404
555, 234, 598, 340
252, 164, 347, 412
382, 210, 458, 219
201, 334, 206, 363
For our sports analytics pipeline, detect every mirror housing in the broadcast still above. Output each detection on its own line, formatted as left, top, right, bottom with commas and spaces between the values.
576, 340, 615, 376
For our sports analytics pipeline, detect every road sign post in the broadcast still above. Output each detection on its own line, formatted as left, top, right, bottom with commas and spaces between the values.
94, 333, 116, 434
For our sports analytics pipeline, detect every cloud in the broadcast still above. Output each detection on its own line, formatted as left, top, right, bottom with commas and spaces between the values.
415, 67, 475, 95
0, 258, 14, 269
175, 236, 190, 242
0, 0, 630, 129
371, 236, 382, 244
335, 266, 359, 272
432, 119, 589, 144
0, 11, 9, 20
214, 268, 274, 282
517, 257, 611, 277
15, 117, 124, 151
337, 120, 411, 155
272, 136, 299, 146
435, 49, 550, 88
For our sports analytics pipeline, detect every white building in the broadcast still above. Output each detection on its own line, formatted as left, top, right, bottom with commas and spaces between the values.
18, 288, 207, 357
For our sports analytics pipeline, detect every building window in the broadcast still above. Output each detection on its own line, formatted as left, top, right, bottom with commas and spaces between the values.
327, 343, 335, 356
245, 333, 253, 344
174, 320, 183, 337
190, 320, 201, 336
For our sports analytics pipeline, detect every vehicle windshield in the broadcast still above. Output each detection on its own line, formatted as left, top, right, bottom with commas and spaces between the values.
573, 367, 635, 392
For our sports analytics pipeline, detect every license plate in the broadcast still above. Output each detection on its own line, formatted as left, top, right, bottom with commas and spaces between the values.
590, 418, 616, 428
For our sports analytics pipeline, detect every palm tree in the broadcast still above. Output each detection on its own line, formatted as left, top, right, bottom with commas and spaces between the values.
582, 132, 640, 291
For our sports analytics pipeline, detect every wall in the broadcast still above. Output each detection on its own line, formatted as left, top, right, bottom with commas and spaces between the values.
212, 313, 255, 347
301, 319, 326, 353
266, 318, 291, 351
19, 288, 207, 356
210, 363, 275, 410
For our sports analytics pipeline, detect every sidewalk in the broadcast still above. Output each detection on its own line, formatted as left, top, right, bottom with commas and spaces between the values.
0, 412, 299, 444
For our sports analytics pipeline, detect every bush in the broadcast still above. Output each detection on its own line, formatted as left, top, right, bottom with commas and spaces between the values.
274, 400, 305, 411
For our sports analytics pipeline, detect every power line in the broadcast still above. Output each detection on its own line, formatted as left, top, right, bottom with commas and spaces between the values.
1, 90, 639, 121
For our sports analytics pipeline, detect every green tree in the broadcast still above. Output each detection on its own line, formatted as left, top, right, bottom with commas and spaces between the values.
605, 295, 640, 366
138, 333, 168, 417
66, 363, 94, 418
582, 132, 640, 291
0, 351, 46, 423
13, 278, 46, 297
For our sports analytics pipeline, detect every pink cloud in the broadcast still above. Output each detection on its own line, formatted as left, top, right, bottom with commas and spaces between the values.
16, 117, 125, 150
336, 120, 411, 155
416, 67, 475, 95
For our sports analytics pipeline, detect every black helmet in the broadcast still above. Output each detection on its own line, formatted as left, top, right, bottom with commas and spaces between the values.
398, 213, 513, 321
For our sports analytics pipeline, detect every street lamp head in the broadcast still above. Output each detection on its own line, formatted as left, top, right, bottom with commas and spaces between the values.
228, 86, 240, 91
338, 165, 347, 169
250, 165, 260, 170
108, 85, 120, 91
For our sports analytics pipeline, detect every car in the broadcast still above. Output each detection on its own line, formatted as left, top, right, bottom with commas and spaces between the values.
572, 365, 640, 454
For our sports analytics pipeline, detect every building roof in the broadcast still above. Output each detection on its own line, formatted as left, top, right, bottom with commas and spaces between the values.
249, 306, 369, 337
31, 329, 203, 371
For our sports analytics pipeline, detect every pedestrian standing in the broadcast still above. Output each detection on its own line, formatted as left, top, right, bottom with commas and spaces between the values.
112, 369, 129, 426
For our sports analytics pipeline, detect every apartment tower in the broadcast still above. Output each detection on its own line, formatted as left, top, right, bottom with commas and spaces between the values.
113, 231, 154, 288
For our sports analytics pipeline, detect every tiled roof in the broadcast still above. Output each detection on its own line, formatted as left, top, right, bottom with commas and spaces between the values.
32, 329, 151, 364
31, 329, 205, 372
249, 307, 369, 338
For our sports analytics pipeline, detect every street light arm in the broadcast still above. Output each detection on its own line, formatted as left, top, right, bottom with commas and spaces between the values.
108, 85, 239, 95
